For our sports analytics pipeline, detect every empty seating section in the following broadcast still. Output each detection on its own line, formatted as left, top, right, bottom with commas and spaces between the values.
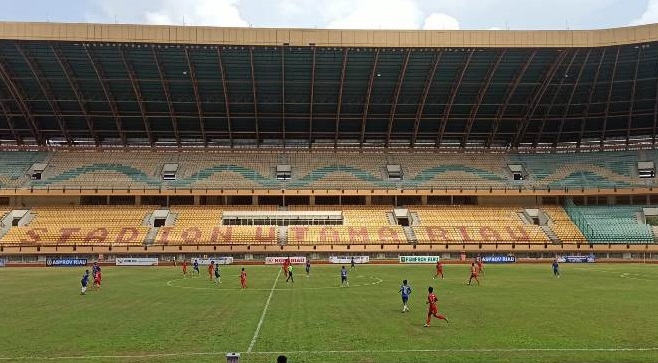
0, 206, 152, 246
564, 203, 655, 244
37, 151, 164, 188
542, 207, 587, 244
512, 151, 640, 189
411, 207, 551, 244
0, 149, 652, 190
289, 226, 405, 245
154, 206, 278, 245
0, 151, 49, 187
386, 153, 509, 188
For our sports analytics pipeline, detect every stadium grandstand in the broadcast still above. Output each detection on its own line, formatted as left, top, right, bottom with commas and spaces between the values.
1, 21, 658, 260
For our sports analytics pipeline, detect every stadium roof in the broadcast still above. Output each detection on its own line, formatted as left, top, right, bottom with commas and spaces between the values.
1, 22, 658, 148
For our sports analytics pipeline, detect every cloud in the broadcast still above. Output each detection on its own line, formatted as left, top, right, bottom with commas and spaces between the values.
630, 0, 658, 25
323, 0, 423, 29
422, 13, 460, 30
93, 0, 248, 27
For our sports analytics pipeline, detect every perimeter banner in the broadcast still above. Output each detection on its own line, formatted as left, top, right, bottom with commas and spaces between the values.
558, 255, 596, 263
115, 258, 158, 266
328, 256, 370, 264
265, 257, 306, 265
399, 256, 440, 264
192, 257, 234, 265
46, 258, 87, 267
481, 256, 516, 264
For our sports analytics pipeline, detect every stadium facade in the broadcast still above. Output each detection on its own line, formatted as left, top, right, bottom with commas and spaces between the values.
0, 22, 658, 260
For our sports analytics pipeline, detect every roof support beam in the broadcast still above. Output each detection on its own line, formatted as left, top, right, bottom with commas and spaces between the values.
553, 49, 591, 146
360, 49, 380, 148
217, 49, 233, 148
249, 48, 260, 145
84, 45, 126, 146
487, 50, 536, 148
514, 49, 570, 146
0, 98, 20, 143
436, 50, 474, 148
386, 50, 411, 148
578, 49, 606, 147
0, 58, 41, 143
411, 51, 441, 148
16, 44, 71, 144
626, 47, 642, 144
462, 50, 505, 148
281, 46, 286, 148
51, 45, 98, 146
600, 47, 621, 147
152, 47, 180, 146
334, 48, 348, 148
184, 48, 207, 146
309, 47, 316, 149
119, 47, 153, 146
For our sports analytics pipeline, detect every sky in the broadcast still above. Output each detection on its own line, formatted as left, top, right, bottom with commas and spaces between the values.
0, 0, 656, 30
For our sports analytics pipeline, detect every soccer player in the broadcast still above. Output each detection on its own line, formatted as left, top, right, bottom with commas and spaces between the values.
240, 268, 247, 289
282, 258, 290, 278
399, 279, 412, 313
424, 286, 449, 327
433, 260, 444, 280
476, 256, 484, 275
93, 270, 101, 291
193, 259, 200, 276
340, 265, 349, 287
208, 261, 215, 281
552, 259, 560, 278
350, 257, 356, 270
182, 260, 188, 277
305, 259, 311, 277
80, 270, 90, 295
214, 262, 221, 284
467, 262, 480, 286
286, 265, 294, 283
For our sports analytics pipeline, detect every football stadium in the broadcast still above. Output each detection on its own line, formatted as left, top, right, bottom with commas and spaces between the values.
0, 19, 658, 363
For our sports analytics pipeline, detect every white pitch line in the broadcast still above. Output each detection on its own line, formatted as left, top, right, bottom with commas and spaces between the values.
166, 276, 383, 291
247, 268, 281, 353
1, 347, 657, 360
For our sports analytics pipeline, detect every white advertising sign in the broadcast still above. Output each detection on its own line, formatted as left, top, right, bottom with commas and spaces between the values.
398, 256, 440, 264
115, 258, 159, 266
328, 256, 370, 264
192, 257, 234, 265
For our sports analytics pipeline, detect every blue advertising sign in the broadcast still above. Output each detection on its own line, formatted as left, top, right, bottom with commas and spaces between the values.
481, 255, 516, 264
46, 258, 88, 267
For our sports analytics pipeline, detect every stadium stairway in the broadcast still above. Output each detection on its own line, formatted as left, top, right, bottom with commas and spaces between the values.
540, 225, 562, 244
144, 228, 159, 246
403, 226, 417, 244
279, 226, 288, 245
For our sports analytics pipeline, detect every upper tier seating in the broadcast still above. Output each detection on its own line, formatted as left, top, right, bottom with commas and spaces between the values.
0, 151, 49, 188
0, 149, 651, 190
542, 206, 587, 244
0, 206, 152, 246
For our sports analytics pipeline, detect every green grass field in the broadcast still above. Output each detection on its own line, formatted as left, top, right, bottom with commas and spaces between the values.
1, 263, 657, 363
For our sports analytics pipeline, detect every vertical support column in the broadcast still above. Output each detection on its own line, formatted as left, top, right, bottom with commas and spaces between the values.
421, 195, 428, 206
365, 195, 372, 206
193, 196, 201, 206
135, 196, 142, 206
309, 195, 316, 206
252, 195, 258, 206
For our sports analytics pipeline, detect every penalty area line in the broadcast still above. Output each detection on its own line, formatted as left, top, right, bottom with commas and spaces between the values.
247, 268, 281, 353
1, 347, 657, 360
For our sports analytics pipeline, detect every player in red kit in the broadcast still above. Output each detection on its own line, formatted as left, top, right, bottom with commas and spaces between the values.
467, 262, 480, 286
182, 260, 188, 277
282, 258, 290, 278
240, 268, 247, 289
424, 286, 448, 327
433, 260, 444, 280
476, 256, 484, 275
208, 262, 215, 281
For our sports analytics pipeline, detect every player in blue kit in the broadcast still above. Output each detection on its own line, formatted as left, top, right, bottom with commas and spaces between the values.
340, 266, 349, 287
193, 259, 200, 276
399, 280, 412, 313
552, 259, 560, 278
80, 270, 90, 295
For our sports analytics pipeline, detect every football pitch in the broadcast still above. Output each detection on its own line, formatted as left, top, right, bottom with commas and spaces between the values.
1, 263, 657, 363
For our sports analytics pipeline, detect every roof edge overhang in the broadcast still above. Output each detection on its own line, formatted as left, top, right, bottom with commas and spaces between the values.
1, 21, 658, 48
